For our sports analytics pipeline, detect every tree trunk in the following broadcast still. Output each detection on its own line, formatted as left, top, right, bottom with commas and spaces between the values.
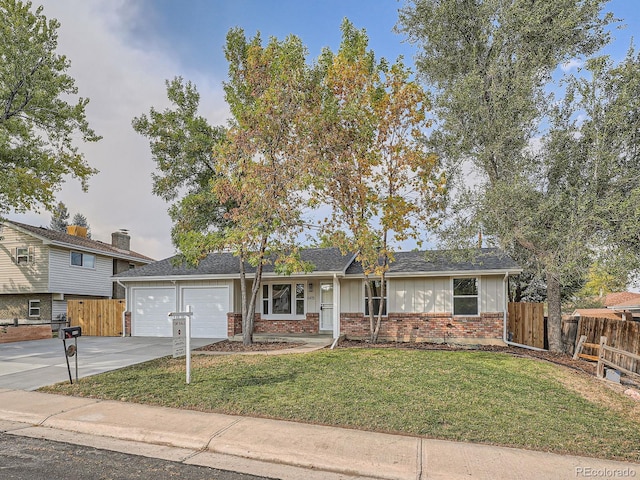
242, 235, 268, 346
546, 272, 563, 352
372, 272, 386, 344
365, 278, 376, 343
239, 251, 251, 346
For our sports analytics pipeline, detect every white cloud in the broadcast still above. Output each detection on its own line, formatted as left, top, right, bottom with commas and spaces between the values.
560, 58, 584, 72
9, 0, 229, 260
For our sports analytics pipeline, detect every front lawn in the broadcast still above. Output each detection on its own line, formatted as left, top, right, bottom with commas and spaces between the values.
40, 348, 640, 462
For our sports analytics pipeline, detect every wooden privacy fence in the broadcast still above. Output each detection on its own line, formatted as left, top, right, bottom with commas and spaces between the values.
508, 302, 545, 349
596, 336, 640, 381
576, 316, 640, 375
67, 299, 125, 336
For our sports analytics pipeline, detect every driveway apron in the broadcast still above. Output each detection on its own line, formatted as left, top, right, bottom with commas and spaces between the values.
0, 337, 220, 391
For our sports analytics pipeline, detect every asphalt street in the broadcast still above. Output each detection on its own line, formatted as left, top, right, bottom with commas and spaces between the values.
0, 432, 273, 480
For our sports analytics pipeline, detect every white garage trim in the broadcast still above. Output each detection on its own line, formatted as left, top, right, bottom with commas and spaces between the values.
132, 287, 177, 337
180, 286, 229, 338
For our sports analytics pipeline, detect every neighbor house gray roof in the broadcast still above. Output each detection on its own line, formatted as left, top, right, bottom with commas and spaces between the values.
115, 247, 520, 280
5, 221, 154, 263
346, 248, 521, 275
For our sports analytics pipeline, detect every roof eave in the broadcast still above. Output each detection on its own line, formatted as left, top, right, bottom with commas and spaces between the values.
347, 268, 522, 278
48, 241, 153, 263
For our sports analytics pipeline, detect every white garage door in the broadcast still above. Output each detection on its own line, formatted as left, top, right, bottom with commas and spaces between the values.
132, 288, 176, 337
181, 287, 229, 338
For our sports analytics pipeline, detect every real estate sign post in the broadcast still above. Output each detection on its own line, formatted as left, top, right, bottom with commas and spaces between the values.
169, 306, 192, 384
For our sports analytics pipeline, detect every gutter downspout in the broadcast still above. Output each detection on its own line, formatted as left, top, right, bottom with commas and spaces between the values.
330, 273, 340, 350
116, 280, 127, 338
502, 272, 546, 351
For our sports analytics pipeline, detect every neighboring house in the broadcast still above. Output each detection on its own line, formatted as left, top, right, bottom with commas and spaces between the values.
607, 297, 640, 320
0, 220, 154, 325
114, 248, 521, 344
603, 291, 640, 307
571, 308, 624, 320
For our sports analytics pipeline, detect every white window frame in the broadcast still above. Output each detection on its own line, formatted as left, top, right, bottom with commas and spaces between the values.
364, 279, 388, 317
70, 251, 96, 269
16, 246, 33, 265
452, 277, 480, 316
260, 282, 306, 320
28, 299, 41, 317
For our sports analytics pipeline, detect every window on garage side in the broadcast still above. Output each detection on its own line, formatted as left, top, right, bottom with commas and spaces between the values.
70, 251, 96, 268
453, 278, 478, 315
29, 299, 40, 317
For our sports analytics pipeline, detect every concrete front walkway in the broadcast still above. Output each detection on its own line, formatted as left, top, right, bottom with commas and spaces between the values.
0, 389, 637, 480
0, 336, 221, 390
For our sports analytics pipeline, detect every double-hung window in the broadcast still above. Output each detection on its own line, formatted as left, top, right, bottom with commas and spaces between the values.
70, 251, 95, 268
262, 283, 305, 317
29, 300, 40, 317
16, 247, 33, 265
453, 278, 479, 315
365, 280, 387, 316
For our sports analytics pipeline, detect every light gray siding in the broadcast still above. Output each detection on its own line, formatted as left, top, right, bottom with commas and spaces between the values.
48, 247, 113, 296
480, 276, 505, 312
390, 277, 451, 313
0, 227, 49, 293
340, 279, 363, 312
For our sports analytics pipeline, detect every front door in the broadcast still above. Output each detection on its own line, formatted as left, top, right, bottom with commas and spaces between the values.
319, 282, 333, 331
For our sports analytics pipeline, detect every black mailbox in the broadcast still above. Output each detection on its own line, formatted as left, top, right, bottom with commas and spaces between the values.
62, 326, 82, 339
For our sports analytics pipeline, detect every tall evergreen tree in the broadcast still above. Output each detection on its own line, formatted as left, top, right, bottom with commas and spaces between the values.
71, 212, 91, 238
49, 201, 69, 232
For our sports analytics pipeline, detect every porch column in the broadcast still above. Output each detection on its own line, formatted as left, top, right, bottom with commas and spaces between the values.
333, 275, 341, 339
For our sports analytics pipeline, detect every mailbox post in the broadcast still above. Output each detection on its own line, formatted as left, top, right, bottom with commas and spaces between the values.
61, 326, 82, 384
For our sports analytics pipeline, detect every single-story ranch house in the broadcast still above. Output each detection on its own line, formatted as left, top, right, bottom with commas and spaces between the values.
114, 247, 521, 344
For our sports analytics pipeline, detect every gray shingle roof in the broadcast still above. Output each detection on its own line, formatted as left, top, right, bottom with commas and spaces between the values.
6, 221, 154, 263
115, 247, 354, 278
115, 247, 519, 279
345, 248, 521, 275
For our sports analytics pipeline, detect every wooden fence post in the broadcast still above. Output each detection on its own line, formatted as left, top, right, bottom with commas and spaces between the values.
596, 336, 608, 379
573, 335, 587, 360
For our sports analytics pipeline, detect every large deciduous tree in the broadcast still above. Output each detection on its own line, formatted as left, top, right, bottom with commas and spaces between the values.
398, 0, 615, 351
311, 20, 446, 343
132, 77, 229, 252
0, 0, 98, 215
213, 29, 316, 345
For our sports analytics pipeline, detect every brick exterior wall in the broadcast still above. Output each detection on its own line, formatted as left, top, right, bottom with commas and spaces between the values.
0, 294, 53, 323
227, 313, 320, 336
340, 312, 505, 344
227, 310, 504, 344
0, 325, 52, 343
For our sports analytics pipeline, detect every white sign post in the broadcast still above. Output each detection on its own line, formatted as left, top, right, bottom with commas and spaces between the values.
169, 305, 192, 384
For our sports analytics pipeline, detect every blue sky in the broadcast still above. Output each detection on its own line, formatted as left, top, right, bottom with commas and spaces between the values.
11, 0, 640, 260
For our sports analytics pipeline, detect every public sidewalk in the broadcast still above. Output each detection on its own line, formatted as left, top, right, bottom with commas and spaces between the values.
0, 389, 637, 480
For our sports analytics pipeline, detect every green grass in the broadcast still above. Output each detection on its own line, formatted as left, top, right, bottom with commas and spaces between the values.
40, 348, 640, 462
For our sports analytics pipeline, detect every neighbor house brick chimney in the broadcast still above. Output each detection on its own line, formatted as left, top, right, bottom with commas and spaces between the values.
111, 229, 130, 251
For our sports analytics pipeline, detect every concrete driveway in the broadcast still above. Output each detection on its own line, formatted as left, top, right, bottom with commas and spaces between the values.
0, 337, 221, 391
